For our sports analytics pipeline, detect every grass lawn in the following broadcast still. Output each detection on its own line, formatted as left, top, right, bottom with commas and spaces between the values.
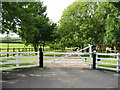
1, 57, 38, 68
0, 43, 33, 48
0, 43, 73, 53
97, 59, 117, 68
85, 56, 118, 69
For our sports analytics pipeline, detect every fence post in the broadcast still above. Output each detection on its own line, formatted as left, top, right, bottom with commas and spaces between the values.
37, 51, 39, 66
54, 54, 56, 66
89, 44, 92, 54
0, 48, 1, 57
18, 48, 20, 56
16, 52, 19, 68
39, 48, 43, 68
7, 48, 9, 57
13, 48, 15, 56
92, 45, 96, 69
29, 48, 30, 52
117, 53, 119, 72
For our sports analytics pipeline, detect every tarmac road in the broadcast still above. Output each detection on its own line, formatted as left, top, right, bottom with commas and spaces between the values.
2, 67, 119, 88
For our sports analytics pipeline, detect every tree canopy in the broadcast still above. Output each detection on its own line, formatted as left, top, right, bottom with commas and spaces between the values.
1, 1, 120, 50
56, 2, 120, 48
1, 2, 56, 51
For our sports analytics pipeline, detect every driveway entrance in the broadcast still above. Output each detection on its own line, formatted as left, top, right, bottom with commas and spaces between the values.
2, 67, 118, 88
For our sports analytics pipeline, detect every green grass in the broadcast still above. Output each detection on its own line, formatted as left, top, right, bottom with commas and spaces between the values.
0, 43, 34, 55
0, 43, 33, 48
98, 64, 116, 68
98, 59, 117, 63
0, 64, 16, 67
0, 43, 73, 53
97, 59, 117, 68
1, 61, 37, 68
1, 53, 38, 68
85, 57, 118, 69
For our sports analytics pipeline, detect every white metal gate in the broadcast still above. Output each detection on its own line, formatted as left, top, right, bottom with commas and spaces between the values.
43, 52, 92, 68
43, 45, 93, 68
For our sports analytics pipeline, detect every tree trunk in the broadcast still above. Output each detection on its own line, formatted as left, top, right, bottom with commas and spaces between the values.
33, 44, 38, 55
82, 43, 84, 53
34, 46, 38, 52
43, 45, 44, 51
61, 45, 65, 51
43, 41, 46, 51
111, 46, 114, 53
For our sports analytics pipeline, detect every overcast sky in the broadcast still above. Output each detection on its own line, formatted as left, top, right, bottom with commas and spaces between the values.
0, 0, 76, 37
42, 0, 76, 23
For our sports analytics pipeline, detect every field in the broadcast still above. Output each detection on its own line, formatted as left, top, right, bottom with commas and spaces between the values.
0, 43, 33, 48
0, 43, 73, 52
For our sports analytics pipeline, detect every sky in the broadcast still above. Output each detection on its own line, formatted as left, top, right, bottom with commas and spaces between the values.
0, 0, 76, 38
42, 0, 76, 23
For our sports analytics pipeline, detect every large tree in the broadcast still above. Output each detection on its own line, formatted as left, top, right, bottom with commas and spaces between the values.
1, 2, 56, 51
56, 1, 120, 48
57, 2, 101, 48
104, 2, 120, 47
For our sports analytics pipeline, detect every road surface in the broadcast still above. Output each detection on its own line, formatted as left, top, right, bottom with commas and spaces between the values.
2, 67, 119, 88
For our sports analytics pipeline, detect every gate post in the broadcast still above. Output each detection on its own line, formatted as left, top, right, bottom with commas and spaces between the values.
89, 44, 92, 68
117, 53, 120, 72
92, 45, 96, 69
39, 48, 43, 68
7, 48, 9, 57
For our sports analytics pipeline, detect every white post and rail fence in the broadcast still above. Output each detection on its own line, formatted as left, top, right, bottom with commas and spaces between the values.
0, 45, 120, 72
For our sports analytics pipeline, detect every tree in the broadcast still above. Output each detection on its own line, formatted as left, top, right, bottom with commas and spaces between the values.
104, 2, 120, 47
94, 2, 120, 47
57, 2, 100, 48
56, 1, 120, 48
1, 2, 56, 51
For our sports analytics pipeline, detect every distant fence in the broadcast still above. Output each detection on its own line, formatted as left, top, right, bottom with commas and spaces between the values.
97, 49, 119, 53
0, 48, 34, 57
